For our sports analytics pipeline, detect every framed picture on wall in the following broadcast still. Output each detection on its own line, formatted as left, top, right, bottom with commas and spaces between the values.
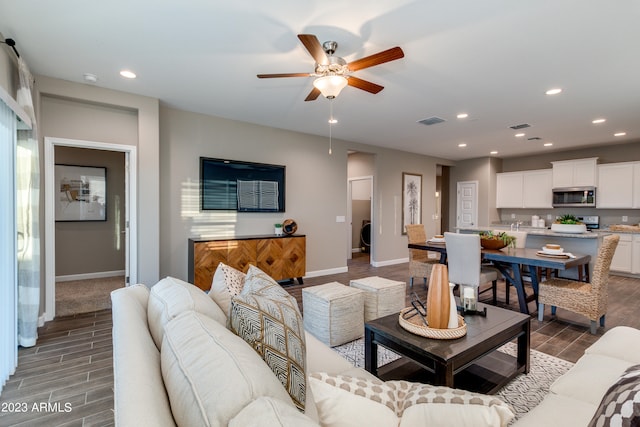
402, 172, 421, 234
55, 164, 107, 221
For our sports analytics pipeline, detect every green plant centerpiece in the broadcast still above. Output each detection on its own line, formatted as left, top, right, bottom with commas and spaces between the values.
478, 231, 516, 250
555, 214, 583, 225
551, 214, 587, 233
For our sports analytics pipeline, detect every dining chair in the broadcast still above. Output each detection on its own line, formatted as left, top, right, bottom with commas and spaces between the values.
444, 232, 500, 304
406, 224, 440, 288
493, 230, 528, 304
537, 234, 620, 334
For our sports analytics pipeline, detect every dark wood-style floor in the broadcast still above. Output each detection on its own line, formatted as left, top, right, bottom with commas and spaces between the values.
2, 253, 640, 426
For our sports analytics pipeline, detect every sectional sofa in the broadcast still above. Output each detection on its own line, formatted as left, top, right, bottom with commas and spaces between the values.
110, 266, 640, 426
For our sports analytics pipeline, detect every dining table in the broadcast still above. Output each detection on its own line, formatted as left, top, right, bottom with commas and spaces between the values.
408, 240, 592, 315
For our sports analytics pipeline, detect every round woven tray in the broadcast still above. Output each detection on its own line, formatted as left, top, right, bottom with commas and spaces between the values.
398, 307, 467, 339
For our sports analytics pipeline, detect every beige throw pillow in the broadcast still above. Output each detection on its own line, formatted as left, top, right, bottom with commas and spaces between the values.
229, 265, 307, 411
308, 373, 514, 427
209, 262, 247, 316
161, 311, 295, 427
147, 276, 227, 349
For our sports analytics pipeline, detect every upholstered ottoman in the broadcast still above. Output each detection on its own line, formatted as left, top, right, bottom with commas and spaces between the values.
350, 276, 406, 322
302, 282, 364, 347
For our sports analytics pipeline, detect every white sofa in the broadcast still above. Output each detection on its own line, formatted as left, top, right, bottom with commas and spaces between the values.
111, 273, 515, 427
513, 325, 640, 426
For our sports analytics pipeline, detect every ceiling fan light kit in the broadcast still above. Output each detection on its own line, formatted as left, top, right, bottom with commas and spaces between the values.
313, 75, 348, 99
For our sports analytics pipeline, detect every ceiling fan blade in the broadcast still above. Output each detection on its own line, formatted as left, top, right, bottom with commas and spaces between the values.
257, 72, 312, 78
347, 76, 384, 94
304, 87, 322, 101
298, 34, 328, 64
347, 46, 404, 71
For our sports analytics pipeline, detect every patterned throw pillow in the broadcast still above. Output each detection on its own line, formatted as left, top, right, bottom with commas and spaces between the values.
209, 262, 247, 316
229, 265, 306, 411
308, 373, 514, 427
589, 364, 640, 427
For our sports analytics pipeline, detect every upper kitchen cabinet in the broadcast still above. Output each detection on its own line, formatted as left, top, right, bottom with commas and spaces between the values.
597, 162, 634, 208
522, 169, 553, 208
496, 172, 523, 208
551, 158, 598, 188
496, 169, 552, 208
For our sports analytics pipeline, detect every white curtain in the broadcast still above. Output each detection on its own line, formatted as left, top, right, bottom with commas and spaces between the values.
0, 96, 17, 393
16, 57, 40, 347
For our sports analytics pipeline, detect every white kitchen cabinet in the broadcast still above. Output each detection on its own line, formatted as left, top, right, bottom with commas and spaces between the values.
496, 169, 552, 208
551, 158, 598, 188
522, 169, 553, 208
633, 163, 640, 208
496, 172, 523, 208
633, 235, 640, 275
610, 233, 633, 273
597, 163, 634, 208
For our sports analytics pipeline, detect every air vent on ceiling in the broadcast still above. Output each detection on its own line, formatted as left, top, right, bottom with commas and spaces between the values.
527, 137, 542, 141
417, 116, 447, 126
509, 123, 531, 130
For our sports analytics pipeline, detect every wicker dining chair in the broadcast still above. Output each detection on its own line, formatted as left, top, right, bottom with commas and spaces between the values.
406, 224, 439, 288
537, 234, 620, 334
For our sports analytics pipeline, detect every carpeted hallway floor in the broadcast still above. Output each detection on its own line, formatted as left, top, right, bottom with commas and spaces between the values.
55, 276, 125, 317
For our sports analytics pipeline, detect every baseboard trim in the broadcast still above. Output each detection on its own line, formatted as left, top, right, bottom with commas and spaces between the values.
55, 270, 125, 282
372, 257, 408, 268
305, 266, 349, 278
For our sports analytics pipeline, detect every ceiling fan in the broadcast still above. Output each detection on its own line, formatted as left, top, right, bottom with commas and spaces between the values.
257, 34, 404, 101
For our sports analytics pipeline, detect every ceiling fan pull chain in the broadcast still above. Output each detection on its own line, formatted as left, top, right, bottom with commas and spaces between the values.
329, 100, 333, 155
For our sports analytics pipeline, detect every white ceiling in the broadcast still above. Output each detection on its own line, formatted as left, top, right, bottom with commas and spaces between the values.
1, 0, 639, 161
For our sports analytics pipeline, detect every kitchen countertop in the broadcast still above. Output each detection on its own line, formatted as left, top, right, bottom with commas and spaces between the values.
456, 225, 602, 238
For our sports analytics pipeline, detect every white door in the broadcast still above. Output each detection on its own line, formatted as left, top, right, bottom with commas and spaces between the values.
347, 176, 373, 262
457, 181, 478, 227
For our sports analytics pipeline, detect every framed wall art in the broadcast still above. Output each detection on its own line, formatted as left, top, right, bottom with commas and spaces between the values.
55, 164, 107, 221
402, 172, 422, 234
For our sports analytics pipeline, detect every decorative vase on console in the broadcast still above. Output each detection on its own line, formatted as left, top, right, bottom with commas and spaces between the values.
426, 264, 450, 329
274, 223, 283, 236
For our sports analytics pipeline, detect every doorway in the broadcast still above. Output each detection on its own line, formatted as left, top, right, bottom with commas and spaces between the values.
44, 137, 137, 321
348, 176, 373, 263
456, 180, 478, 228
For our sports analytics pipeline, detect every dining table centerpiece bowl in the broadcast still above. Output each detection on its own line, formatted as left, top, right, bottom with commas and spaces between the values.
478, 231, 516, 250
550, 214, 587, 234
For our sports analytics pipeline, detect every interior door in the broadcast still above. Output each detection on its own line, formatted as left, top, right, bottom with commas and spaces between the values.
457, 181, 478, 227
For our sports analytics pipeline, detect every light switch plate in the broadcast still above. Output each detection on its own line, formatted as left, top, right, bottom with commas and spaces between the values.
622, 216, 628, 223
511, 213, 516, 219
336, 216, 346, 223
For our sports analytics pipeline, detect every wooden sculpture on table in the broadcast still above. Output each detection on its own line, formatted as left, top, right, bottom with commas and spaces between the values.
426, 264, 450, 329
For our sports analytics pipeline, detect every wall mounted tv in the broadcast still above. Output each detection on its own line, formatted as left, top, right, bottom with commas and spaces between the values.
200, 157, 286, 212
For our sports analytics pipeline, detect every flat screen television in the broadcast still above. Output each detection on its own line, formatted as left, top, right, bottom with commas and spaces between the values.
200, 157, 286, 212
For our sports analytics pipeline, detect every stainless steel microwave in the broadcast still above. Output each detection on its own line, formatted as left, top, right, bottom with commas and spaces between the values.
552, 186, 596, 207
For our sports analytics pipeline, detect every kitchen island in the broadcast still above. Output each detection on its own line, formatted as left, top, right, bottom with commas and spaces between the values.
456, 225, 607, 280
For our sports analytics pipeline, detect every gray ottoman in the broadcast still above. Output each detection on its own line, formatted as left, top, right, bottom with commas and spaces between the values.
350, 276, 406, 322
302, 282, 364, 347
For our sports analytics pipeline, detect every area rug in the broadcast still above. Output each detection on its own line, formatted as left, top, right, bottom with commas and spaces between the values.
331, 339, 574, 423
56, 276, 125, 317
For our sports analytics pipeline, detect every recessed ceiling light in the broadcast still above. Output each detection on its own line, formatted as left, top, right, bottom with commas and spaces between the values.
457, 113, 469, 119
119, 70, 137, 79
83, 73, 98, 83
592, 118, 606, 124
543, 142, 553, 147
458, 143, 467, 148
614, 132, 627, 137
490, 151, 498, 155
515, 133, 525, 138
545, 88, 562, 95
328, 118, 338, 124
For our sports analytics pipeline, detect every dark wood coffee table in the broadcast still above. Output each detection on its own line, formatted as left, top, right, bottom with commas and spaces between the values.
364, 303, 530, 394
